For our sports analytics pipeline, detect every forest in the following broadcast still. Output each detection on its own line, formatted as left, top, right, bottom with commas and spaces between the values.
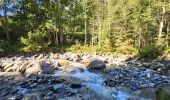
0, 0, 170, 58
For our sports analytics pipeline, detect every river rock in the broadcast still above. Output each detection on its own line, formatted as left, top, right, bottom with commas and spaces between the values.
4, 63, 14, 71
104, 67, 170, 90
57, 60, 70, 67
18, 61, 30, 73
163, 53, 170, 62
70, 83, 82, 89
37, 54, 44, 59
0, 66, 4, 72
87, 59, 106, 70
25, 61, 55, 74
5, 67, 13, 72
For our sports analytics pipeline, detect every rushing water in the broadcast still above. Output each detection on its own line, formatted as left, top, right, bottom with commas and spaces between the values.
54, 68, 131, 100
72, 70, 131, 100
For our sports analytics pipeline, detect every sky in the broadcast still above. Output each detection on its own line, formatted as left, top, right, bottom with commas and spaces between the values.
0, 1, 14, 16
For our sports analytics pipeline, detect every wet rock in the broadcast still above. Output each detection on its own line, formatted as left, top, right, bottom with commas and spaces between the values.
87, 59, 106, 70
70, 68, 85, 74
10, 88, 19, 95
44, 95, 56, 100
9, 94, 23, 100
49, 77, 66, 84
53, 84, 63, 91
70, 83, 82, 89
0, 88, 10, 97
104, 67, 170, 90
142, 63, 150, 68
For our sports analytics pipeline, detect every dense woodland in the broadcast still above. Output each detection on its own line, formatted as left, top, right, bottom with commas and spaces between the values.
1, 0, 170, 58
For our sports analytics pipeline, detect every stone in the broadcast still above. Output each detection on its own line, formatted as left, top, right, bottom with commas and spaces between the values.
53, 84, 63, 91
49, 78, 66, 84
70, 83, 82, 89
70, 68, 85, 74
87, 59, 106, 70
4, 63, 13, 71
37, 54, 44, 59
25, 61, 55, 74
18, 61, 30, 73
148, 83, 155, 87
142, 63, 150, 68
57, 60, 70, 67
0, 67, 4, 72
9, 94, 23, 100
0, 89, 10, 97
5, 67, 13, 72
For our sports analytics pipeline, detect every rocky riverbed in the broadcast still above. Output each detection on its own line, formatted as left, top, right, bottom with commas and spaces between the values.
0, 52, 170, 100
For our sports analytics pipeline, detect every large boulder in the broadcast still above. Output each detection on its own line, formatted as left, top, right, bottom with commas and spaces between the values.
57, 60, 70, 67
87, 59, 106, 70
25, 61, 55, 74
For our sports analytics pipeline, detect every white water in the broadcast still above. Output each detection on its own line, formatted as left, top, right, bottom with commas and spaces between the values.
72, 71, 131, 100
13, 69, 131, 100
54, 69, 131, 99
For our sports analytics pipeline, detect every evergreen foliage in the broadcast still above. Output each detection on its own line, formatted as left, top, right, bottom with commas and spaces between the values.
0, 0, 170, 57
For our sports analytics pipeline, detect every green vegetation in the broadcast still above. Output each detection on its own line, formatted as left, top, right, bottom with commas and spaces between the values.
0, 0, 170, 58
156, 88, 170, 100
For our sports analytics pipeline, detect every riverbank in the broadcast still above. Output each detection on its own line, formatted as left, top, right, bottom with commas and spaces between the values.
0, 52, 170, 99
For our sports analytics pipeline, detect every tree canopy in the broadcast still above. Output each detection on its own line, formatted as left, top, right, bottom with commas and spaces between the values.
0, 0, 170, 58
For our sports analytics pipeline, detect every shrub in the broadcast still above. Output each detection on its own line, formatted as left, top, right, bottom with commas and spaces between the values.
0, 40, 9, 52
140, 45, 164, 58
20, 23, 52, 52
156, 88, 170, 100
115, 46, 138, 55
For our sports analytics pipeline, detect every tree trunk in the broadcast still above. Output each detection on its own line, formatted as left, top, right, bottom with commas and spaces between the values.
158, 6, 166, 44
92, 17, 95, 46
84, 3, 87, 45
166, 22, 169, 47
98, 10, 102, 46
54, 28, 59, 45
138, 29, 142, 50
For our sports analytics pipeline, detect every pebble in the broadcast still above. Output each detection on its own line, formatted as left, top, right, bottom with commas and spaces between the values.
104, 67, 170, 90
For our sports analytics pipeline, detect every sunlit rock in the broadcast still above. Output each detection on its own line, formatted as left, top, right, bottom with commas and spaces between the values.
87, 59, 106, 70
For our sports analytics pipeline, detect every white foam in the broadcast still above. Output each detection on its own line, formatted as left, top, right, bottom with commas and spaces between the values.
71, 71, 131, 100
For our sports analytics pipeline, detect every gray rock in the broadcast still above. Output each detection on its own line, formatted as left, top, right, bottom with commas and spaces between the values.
0, 66, 4, 72
0, 88, 10, 97
4, 63, 14, 71
25, 61, 55, 74
70, 83, 82, 89
87, 59, 106, 70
